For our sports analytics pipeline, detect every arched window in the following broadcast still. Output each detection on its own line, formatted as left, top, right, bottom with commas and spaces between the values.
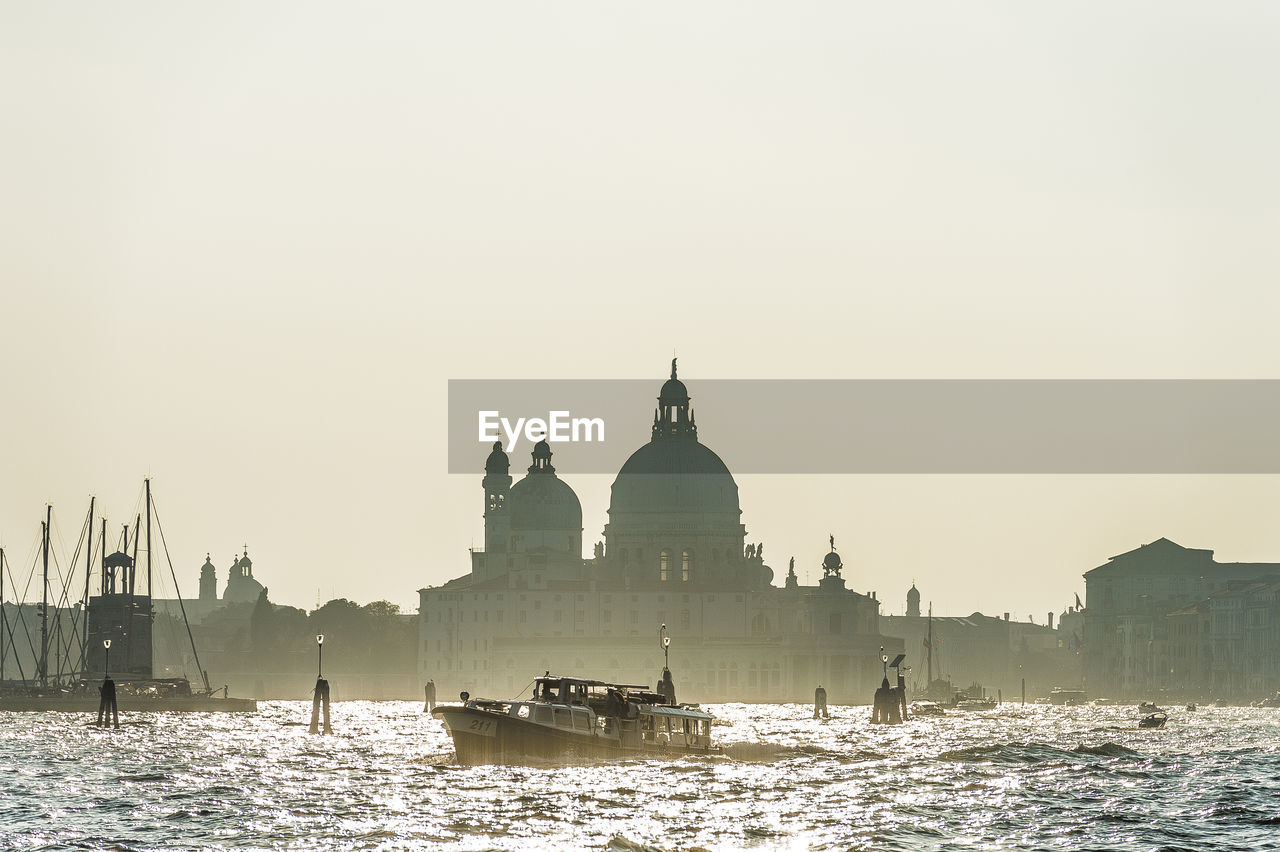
682, 550, 691, 582
659, 550, 670, 582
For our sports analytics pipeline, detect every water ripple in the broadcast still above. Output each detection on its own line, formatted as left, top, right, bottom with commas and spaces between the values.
1, 702, 1278, 849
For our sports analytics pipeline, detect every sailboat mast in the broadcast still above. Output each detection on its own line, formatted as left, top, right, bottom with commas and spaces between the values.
145, 479, 152, 598
40, 506, 50, 688
1, 547, 6, 683
100, 519, 107, 596
927, 601, 933, 686
80, 497, 94, 677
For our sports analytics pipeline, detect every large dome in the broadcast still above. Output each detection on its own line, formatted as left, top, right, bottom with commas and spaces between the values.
609, 439, 740, 516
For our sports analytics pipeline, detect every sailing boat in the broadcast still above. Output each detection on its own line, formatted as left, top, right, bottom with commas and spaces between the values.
0, 480, 256, 712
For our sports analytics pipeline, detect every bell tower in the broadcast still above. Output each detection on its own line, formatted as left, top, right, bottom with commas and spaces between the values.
482, 441, 512, 557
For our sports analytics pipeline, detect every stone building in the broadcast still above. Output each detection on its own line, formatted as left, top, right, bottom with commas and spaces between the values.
1081, 537, 1280, 699
418, 363, 901, 703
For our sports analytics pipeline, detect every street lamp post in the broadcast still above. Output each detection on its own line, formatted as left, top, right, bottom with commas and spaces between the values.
660, 624, 670, 670
316, 634, 324, 678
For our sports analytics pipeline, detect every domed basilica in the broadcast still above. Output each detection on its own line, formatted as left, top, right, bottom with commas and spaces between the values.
418, 362, 903, 703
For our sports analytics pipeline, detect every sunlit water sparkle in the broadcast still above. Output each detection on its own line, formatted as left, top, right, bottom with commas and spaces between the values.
1, 701, 1278, 850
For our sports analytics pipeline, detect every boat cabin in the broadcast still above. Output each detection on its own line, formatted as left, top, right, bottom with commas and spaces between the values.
457, 673, 715, 752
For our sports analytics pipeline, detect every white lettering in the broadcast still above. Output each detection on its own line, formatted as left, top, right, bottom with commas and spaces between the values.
572, 416, 605, 442
549, 411, 571, 441
501, 417, 526, 452
524, 418, 548, 442
478, 411, 500, 442
481, 411, 607, 452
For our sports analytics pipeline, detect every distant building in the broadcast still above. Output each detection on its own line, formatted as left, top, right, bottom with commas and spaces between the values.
1081, 537, 1280, 698
223, 550, 264, 604
418, 363, 902, 703
881, 595, 1078, 699
153, 548, 266, 629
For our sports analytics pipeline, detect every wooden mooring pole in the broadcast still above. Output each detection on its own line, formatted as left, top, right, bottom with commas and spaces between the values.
97, 678, 119, 728
309, 633, 332, 734
97, 639, 118, 728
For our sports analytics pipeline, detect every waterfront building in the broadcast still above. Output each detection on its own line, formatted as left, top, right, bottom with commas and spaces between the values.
418, 364, 902, 703
1081, 537, 1280, 699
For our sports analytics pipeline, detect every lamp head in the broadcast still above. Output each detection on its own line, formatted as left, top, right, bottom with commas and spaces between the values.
316, 634, 325, 645
103, 639, 112, 650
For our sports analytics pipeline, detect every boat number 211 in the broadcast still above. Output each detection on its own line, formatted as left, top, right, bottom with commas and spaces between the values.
468, 719, 494, 734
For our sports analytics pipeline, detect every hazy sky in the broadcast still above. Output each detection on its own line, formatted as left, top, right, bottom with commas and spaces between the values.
2, 3, 1279, 618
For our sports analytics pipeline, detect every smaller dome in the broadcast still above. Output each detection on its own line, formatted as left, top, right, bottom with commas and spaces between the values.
823, 551, 842, 572
659, 377, 689, 403
510, 472, 582, 531
659, 357, 689, 403
485, 442, 510, 475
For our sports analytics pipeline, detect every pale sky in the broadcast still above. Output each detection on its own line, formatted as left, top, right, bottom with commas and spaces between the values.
2, 2, 1279, 618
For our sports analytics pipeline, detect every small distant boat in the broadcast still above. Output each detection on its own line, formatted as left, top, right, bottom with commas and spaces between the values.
1252, 692, 1280, 708
1049, 688, 1087, 706
432, 673, 716, 766
1138, 712, 1168, 729
1138, 701, 1161, 713
951, 696, 998, 711
1184, 703, 1197, 712
909, 700, 945, 717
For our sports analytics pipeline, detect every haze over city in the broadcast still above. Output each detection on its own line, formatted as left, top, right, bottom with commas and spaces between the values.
4, 1, 1279, 619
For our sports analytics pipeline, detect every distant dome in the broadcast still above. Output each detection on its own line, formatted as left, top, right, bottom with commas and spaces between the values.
823, 551, 843, 572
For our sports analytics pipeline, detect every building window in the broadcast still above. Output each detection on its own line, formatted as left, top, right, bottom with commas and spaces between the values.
682, 550, 691, 582
660, 550, 670, 582
681, 610, 690, 630
603, 610, 612, 623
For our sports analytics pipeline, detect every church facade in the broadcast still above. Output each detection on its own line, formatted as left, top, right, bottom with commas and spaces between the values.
417, 364, 902, 703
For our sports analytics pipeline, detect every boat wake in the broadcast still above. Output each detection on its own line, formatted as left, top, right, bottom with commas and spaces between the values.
940, 742, 1141, 763
718, 741, 884, 763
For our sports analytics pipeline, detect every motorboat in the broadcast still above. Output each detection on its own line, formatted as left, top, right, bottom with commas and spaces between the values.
432, 673, 716, 765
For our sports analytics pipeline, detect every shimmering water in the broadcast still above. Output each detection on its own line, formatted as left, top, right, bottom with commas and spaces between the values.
1, 701, 1277, 850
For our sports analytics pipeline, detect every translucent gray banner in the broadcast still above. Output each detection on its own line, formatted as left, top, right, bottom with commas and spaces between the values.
447, 380, 1280, 474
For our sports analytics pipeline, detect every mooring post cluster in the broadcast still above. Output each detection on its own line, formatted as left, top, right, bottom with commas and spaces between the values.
308, 633, 332, 734
870, 647, 907, 725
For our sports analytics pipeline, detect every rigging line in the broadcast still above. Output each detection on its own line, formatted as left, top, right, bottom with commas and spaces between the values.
4, 554, 38, 682
49, 513, 88, 674
0, 604, 27, 682
149, 496, 211, 694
